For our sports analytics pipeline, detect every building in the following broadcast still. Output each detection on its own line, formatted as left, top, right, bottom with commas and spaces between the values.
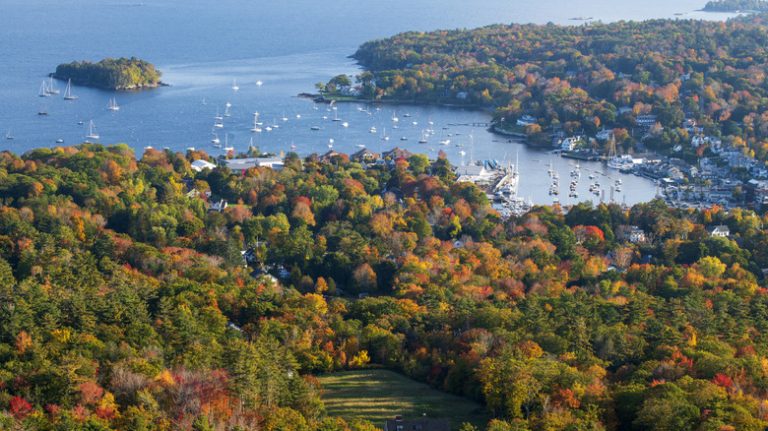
351, 148, 380, 164
635, 114, 658, 128
384, 417, 450, 431
516, 115, 537, 127
382, 147, 413, 161
708, 225, 730, 238
617, 225, 647, 244
209, 199, 228, 212
191, 159, 217, 172
224, 157, 284, 171
560, 136, 584, 151
455, 164, 494, 183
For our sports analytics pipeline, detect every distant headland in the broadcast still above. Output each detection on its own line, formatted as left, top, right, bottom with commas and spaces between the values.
52, 57, 165, 91
702, 0, 768, 12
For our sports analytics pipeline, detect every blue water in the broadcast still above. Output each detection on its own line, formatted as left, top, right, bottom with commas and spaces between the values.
0, 0, 735, 204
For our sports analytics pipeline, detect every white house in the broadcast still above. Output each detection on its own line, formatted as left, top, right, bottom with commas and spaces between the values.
708, 225, 730, 238
516, 115, 537, 127
224, 157, 284, 171
191, 159, 217, 172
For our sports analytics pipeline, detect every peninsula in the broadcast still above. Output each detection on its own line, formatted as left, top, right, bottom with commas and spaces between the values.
53, 57, 163, 91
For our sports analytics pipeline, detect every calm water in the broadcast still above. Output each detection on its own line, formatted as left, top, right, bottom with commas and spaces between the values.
0, 0, 735, 204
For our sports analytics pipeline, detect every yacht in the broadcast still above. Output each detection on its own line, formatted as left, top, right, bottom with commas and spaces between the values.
107, 98, 120, 111
231, 79, 240, 91
5, 130, 14, 140
55, 138, 64, 144
310, 126, 321, 131
211, 131, 221, 147
38, 81, 50, 97
63, 79, 78, 100
86, 121, 100, 140
341, 122, 349, 128
47, 77, 60, 95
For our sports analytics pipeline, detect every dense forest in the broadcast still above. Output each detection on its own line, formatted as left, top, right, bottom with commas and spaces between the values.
4, 144, 768, 430
54, 58, 162, 91
326, 14, 768, 159
704, 0, 768, 11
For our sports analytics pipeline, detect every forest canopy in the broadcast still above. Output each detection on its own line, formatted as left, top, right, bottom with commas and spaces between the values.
54, 57, 163, 90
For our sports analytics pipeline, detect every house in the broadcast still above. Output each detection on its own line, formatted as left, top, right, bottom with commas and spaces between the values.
191, 159, 217, 172
382, 147, 413, 161
635, 114, 658, 128
617, 225, 647, 244
224, 157, 284, 171
351, 148, 380, 164
384, 417, 450, 431
595, 129, 614, 141
516, 115, 537, 127
708, 225, 730, 238
560, 136, 584, 151
209, 199, 228, 212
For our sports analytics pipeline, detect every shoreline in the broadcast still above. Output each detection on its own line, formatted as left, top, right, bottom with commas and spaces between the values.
49, 73, 169, 92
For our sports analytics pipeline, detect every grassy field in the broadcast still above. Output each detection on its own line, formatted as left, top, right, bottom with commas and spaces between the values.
318, 369, 489, 429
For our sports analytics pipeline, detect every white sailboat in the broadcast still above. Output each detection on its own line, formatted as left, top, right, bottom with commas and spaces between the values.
107, 97, 120, 111
250, 112, 262, 132
38, 81, 50, 97
86, 120, 100, 140
63, 79, 78, 100
5, 130, 13, 140
231, 79, 240, 91
211, 130, 221, 146
224, 102, 231, 117
47, 77, 60, 95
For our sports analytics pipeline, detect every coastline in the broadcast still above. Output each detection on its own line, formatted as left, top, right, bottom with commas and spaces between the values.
49, 73, 169, 91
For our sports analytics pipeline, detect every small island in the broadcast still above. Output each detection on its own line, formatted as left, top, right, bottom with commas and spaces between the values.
703, 0, 768, 11
52, 57, 164, 91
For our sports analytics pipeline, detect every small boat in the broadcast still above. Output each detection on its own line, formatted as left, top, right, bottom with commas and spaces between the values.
63, 79, 78, 100
264, 126, 273, 132
296, 114, 302, 119
256, 80, 263, 87
5, 130, 13, 140
281, 115, 289, 122
369, 126, 377, 134
86, 120, 100, 140
214, 121, 224, 129
77, 120, 84, 125
224, 103, 231, 117
214, 108, 224, 121
107, 97, 120, 111
439, 139, 450, 146
55, 138, 64, 144
341, 122, 349, 128
356, 144, 365, 148
47, 77, 60, 95
224, 146, 234, 152
400, 136, 408, 141
211, 131, 221, 146
37, 107, 48, 116
231, 79, 240, 91
38, 81, 50, 97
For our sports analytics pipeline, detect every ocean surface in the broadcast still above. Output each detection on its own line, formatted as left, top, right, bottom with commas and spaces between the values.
0, 0, 737, 205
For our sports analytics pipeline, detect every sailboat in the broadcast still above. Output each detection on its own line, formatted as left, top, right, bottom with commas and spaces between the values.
222, 133, 233, 152
63, 79, 78, 100
214, 108, 224, 121
250, 112, 262, 133
332, 110, 341, 122
224, 102, 231, 117
86, 121, 100, 140
211, 130, 221, 146
107, 97, 120, 111
38, 81, 50, 97
47, 77, 60, 95
5, 130, 13, 140
231, 79, 239, 91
